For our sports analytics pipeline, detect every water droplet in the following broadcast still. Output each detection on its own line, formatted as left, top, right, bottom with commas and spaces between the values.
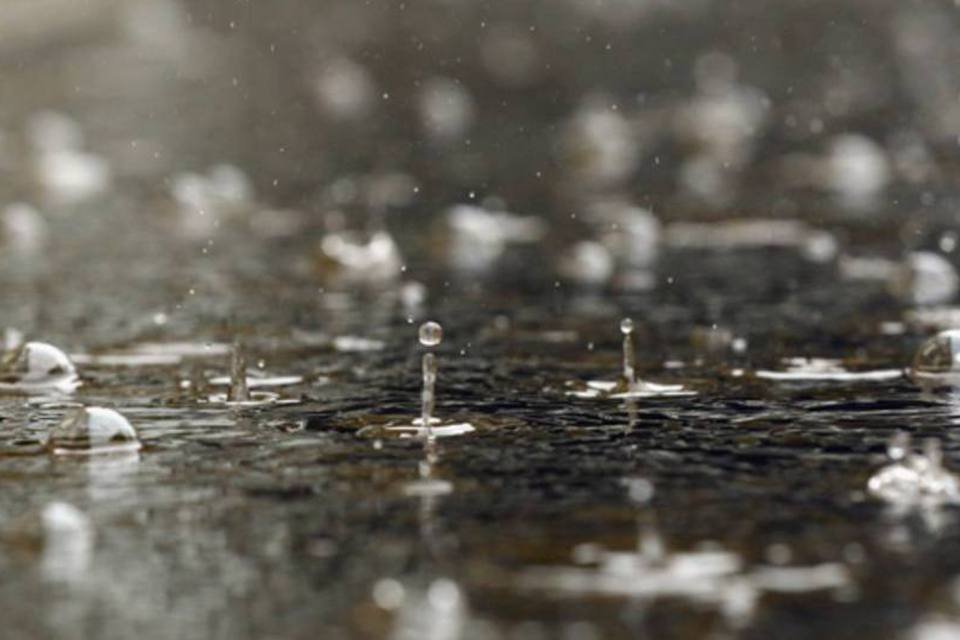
419, 321, 443, 347
0, 341, 79, 394
620, 318, 635, 335
912, 329, 960, 387
48, 407, 141, 455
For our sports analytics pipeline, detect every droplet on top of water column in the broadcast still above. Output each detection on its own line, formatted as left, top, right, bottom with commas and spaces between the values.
911, 329, 960, 387
0, 341, 79, 394
356, 320, 476, 441
419, 321, 443, 347
565, 319, 694, 399
47, 407, 141, 455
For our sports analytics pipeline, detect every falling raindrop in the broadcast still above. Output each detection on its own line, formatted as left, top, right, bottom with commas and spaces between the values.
47, 407, 141, 456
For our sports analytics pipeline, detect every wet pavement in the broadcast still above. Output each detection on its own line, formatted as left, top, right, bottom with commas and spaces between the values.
2, 1, 960, 638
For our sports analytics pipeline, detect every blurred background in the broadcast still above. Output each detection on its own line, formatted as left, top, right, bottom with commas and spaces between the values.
3, 0, 959, 230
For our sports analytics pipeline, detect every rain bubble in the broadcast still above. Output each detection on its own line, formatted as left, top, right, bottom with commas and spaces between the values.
47, 407, 141, 455
911, 329, 960, 387
0, 341, 79, 394
891, 251, 959, 307
419, 321, 443, 347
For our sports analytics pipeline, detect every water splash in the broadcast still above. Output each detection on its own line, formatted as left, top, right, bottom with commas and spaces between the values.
227, 337, 250, 403
620, 318, 636, 387
356, 321, 475, 440
517, 479, 850, 627
868, 433, 960, 506
566, 319, 693, 399
418, 322, 442, 441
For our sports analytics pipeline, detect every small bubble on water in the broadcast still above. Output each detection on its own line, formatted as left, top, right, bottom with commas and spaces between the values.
912, 329, 960, 386
1, 341, 79, 392
419, 321, 443, 347
48, 407, 141, 455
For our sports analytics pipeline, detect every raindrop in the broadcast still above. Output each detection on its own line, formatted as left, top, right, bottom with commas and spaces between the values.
47, 407, 141, 455
419, 321, 443, 347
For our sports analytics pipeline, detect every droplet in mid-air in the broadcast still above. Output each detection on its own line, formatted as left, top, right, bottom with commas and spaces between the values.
911, 329, 960, 388
0, 341, 79, 394
419, 321, 443, 347
47, 407, 141, 455
356, 321, 476, 441
620, 318, 635, 335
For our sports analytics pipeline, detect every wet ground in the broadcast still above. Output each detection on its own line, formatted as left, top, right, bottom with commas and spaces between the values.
3, 1, 960, 639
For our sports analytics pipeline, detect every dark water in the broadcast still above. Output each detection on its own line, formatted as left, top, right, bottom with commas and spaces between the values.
2, 1, 960, 639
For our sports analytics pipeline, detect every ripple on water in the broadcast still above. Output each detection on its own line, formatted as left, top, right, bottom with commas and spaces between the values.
756, 358, 903, 383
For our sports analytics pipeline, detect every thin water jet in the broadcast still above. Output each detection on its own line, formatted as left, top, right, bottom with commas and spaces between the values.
566, 318, 694, 399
